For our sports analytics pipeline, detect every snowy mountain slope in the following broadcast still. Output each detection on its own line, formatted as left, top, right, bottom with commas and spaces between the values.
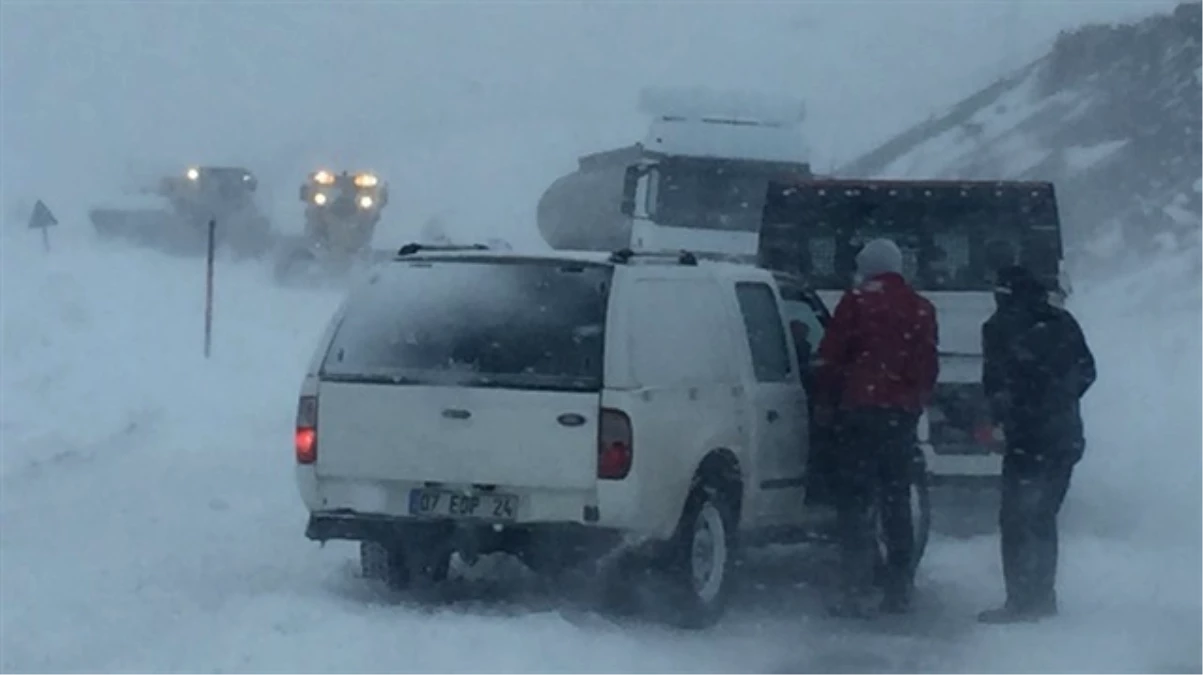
840, 2, 1202, 282
2, 220, 1199, 673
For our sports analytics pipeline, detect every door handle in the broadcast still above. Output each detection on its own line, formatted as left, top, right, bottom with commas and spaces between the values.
766, 409, 780, 422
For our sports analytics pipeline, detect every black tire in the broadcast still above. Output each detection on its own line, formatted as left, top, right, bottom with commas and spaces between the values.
872, 449, 932, 585
909, 452, 933, 567
360, 540, 450, 591
658, 481, 739, 629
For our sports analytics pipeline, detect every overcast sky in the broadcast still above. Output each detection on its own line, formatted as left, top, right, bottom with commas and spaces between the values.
1, 0, 1179, 243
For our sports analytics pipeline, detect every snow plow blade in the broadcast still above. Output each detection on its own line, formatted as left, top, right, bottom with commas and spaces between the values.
270, 236, 395, 288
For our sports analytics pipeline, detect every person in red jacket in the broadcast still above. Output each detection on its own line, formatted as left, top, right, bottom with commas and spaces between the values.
814, 237, 939, 617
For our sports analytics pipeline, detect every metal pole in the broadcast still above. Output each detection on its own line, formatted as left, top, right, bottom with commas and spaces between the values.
41, 226, 50, 253
204, 219, 216, 359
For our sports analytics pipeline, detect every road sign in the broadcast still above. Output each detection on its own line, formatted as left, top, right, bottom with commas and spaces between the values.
28, 200, 58, 252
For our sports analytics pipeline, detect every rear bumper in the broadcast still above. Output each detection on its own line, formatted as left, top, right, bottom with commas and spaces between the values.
306, 510, 417, 542
919, 442, 1002, 484
927, 472, 999, 489
305, 510, 623, 545
305, 510, 639, 571
296, 469, 611, 529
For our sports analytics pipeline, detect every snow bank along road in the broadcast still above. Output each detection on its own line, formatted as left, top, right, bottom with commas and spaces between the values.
1, 228, 1199, 673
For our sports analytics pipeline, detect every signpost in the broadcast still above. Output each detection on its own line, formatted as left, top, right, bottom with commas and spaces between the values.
204, 219, 216, 359
28, 200, 58, 252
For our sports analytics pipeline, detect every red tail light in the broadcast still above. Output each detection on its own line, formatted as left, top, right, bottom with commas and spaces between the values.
598, 408, 633, 480
973, 420, 1000, 446
296, 395, 318, 465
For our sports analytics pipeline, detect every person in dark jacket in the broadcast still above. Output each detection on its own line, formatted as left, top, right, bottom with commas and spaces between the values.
794, 319, 836, 508
789, 319, 815, 396
814, 238, 939, 616
978, 264, 1096, 624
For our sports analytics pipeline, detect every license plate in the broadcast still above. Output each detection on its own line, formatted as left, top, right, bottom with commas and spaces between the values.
931, 441, 998, 456
407, 489, 519, 521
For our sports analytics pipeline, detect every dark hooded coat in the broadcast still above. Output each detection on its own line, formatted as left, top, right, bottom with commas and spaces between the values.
982, 266, 1096, 464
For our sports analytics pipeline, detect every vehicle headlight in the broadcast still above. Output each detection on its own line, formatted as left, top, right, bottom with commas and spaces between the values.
354, 173, 378, 188
314, 170, 335, 185
186, 167, 200, 181
358, 195, 374, 209
313, 192, 328, 206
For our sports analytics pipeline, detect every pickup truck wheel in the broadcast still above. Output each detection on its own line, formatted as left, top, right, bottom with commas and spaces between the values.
908, 463, 933, 567
872, 455, 932, 586
660, 483, 738, 629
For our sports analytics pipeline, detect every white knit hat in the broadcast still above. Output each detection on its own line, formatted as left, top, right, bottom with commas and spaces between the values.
855, 238, 903, 278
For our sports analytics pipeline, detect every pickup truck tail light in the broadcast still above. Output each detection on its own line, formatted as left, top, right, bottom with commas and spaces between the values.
598, 408, 633, 480
296, 395, 318, 465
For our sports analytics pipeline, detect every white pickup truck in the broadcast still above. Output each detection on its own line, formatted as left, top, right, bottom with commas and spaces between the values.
294, 244, 930, 628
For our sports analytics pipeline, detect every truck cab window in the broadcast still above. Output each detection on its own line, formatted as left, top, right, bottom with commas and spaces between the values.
734, 282, 793, 383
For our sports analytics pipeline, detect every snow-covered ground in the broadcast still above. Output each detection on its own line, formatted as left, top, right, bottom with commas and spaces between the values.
1, 218, 1198, 673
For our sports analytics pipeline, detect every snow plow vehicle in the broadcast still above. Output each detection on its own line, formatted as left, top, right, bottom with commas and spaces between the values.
272, 169, 392, 284
90, 165, 273, 258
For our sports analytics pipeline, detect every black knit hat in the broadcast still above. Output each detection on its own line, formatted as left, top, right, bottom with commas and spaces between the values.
994, 265, 1048, 301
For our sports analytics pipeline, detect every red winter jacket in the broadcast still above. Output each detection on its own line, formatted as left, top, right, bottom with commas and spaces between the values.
814, 272, 939, 414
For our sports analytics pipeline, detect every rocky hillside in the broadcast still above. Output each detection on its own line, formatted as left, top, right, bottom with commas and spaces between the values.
841, 2, 1201, 282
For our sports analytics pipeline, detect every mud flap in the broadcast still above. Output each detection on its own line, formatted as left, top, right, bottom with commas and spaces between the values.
271, 242, 391, 288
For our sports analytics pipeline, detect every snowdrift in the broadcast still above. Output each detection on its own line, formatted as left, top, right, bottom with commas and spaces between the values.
1, 220, 1199, 672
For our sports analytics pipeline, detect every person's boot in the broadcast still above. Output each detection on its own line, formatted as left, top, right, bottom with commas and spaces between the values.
827, 594, 878, 620
879, 577, 914, 614
977, 598, 1057, 624
880, 591, 912, 615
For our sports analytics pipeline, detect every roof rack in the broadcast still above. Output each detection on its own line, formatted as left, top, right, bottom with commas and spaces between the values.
396, 242, 490, 257
692, 251, 759, 265
608, 248, 698, 266
608, 247, 762, 267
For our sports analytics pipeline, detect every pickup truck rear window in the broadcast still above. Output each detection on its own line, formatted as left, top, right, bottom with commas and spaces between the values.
320, 259, 611, 392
